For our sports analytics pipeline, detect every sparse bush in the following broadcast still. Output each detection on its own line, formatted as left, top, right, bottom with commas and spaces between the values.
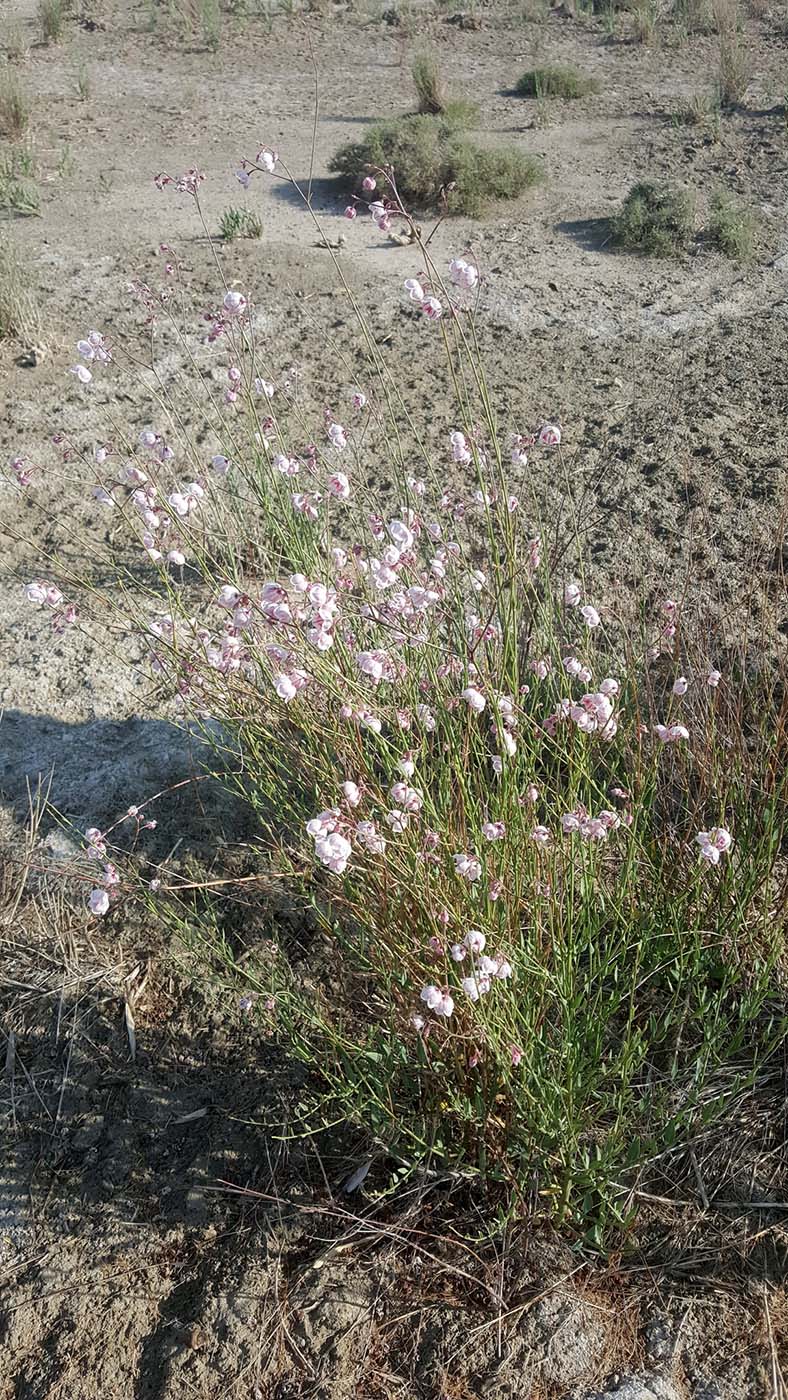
330, 114, 543, 216
515, 65, 599, 99
412, 52, 446, 114
38, 0, 65, 43
0, 236, 42, 342
219, 206, 263, 240
612, 181, 695, 255
708, 187, 756, 258
0, 68, 30, 139
28, 163, 788, 1242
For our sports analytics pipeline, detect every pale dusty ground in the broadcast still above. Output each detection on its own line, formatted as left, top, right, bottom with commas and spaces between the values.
1, 0, 787, 1395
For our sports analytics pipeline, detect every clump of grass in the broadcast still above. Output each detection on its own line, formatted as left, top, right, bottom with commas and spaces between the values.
38, 0, 65, 43
3, 22, 29, 63
412, 52, 446, 114
632, 0, 659, 41
707, 187, 756, 258
0, 68, 30, 139
0, 144, 39, 215
672, 89, 721, 137
515, 64, 599, 99
329, 113, 543, 216
712, 0, 750, 106
200, 0, 221, 49
75, 63, 91, 101
612, 181, 695, 255
410, 53, 479, 126
0, 236, 42, 342
219, 206, 263, 240
671, 0, 715, 32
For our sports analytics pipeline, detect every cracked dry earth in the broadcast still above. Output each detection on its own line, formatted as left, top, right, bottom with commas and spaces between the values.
1, 0, 788, 1395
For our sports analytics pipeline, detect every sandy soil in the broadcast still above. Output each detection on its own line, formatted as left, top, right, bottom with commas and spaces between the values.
2, 0, 788, 1394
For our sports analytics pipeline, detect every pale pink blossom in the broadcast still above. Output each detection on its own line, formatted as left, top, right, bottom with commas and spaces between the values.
327, 471, 350, 499
707, 668, 721, 687
464, 929, 486, 954
453, 852, 482, 882
564, 582, 581, 607
481, 821, 505, 842
389, 782, 423, 813
460, 686, 486, 713
404, 278, 424, 303
539, 423, 561, 446
581, 605, 600, 628
531, 825, 552, 846
314, 830, 352, 875
273, 673, 297, 702
672, 676, 689, 696
223, 290, 247, 316
89, 889, 110, 916
421, 295, 442, 321
449, 256, 478, 289
342, 780, 362, 807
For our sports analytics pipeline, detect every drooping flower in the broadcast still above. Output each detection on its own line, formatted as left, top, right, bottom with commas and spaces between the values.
460, 686, 486, 713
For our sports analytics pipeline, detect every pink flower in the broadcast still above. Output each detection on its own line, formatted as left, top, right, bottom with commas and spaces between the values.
342, 780, 362, 807
223, 290, 247, 316
89, 889, 110, 916
581, 605, 600, 628
404, 278, 424, 303
539, 423, 561, 446
672, 676, 689, 696
481, 821, 505, 842
464, 929, 486, 954
696, 827, 733, 863
314, 831, 352, 875
449, 256, 478, 289
328, 422, 347, 450
564, 582, 581, 608
707, 668, 721, 687
420, 985, 454, 1017
531, 825, 552, 846
385, 809, 409, 833
273, 673, 297, 702
460, 686, 486, 713
362, 175, 377, 192
453, 852, 482, 882
389, 782, 423, 812
327, 471, 350, 499
257, 147, 277, 173
510, 1044, 523, 1067
421, 296, 442, 321
71, 364, 92, 385
344, 205, 357, 220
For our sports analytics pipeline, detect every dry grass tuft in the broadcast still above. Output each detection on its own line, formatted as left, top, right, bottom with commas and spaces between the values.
0, 66, 30, 138
0, 236, 43, 345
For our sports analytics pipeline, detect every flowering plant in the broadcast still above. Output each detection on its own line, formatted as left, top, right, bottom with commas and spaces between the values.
14, 151, 788, 1241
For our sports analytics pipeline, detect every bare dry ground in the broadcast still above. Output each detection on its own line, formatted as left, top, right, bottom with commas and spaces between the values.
2, 0, 788, 1395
